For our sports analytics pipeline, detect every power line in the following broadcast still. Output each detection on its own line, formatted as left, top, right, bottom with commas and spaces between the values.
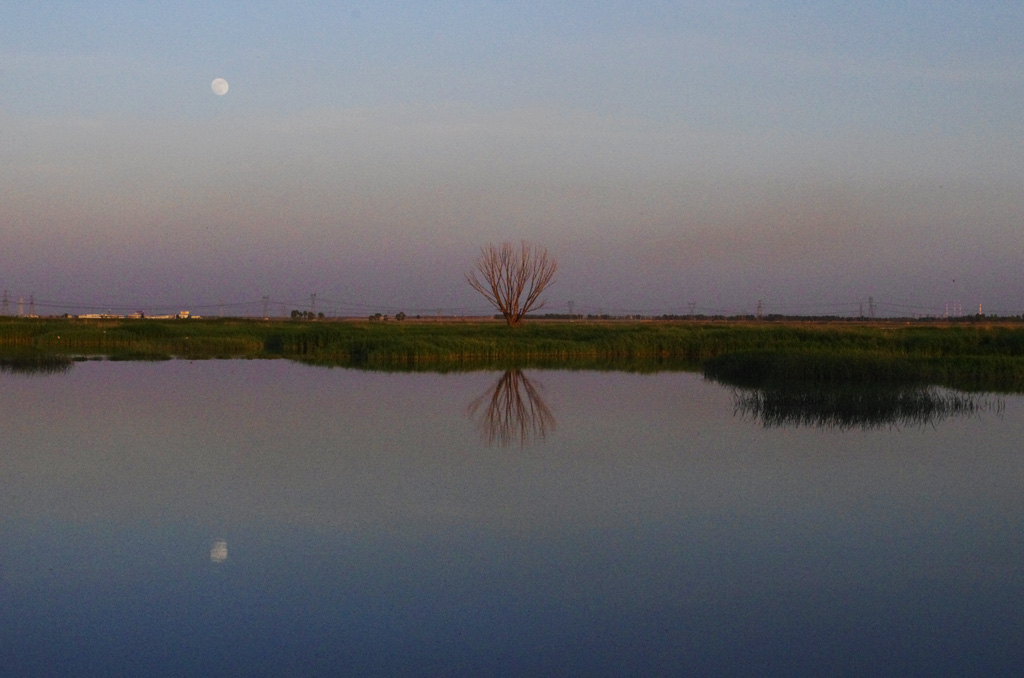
9, 291, 979, 320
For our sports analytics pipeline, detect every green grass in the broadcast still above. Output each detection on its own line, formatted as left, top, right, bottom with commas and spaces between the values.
3, 317, 1024, 391
701, 348, 1024, 393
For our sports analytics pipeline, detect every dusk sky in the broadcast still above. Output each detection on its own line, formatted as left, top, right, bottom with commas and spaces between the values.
3, 2, 1023, 317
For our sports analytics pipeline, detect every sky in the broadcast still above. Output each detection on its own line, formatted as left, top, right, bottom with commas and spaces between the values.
3, 1, 1023, 318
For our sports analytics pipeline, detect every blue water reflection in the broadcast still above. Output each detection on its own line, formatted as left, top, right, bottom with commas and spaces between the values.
2, 361, 1023, 676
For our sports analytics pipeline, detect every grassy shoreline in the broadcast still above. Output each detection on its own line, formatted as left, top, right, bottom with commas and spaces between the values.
3, 316, 1024, 390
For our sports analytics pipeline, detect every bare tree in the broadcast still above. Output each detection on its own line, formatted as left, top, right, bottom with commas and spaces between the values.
466, 241, 558, 326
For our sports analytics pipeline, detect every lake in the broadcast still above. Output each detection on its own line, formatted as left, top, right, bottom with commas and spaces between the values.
2, 360, 1023, 676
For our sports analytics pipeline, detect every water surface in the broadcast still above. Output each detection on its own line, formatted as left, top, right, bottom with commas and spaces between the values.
2, 361, 1023, 676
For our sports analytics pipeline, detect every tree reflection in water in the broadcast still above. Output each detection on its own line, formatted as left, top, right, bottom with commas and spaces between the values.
732, 384, 1003, 430
467, 370, 556, 447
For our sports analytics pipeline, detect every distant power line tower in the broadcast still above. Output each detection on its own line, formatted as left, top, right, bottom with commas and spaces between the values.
756, 299, 763, 319
567, 300, 575, 319
868, 296, 876, 319
29, 295, 35, 317
1, 290, 8, 316
17, 297, 24, 317
688, 302, 696, 319
309, 293, 317, 316
262, 295, 270, 319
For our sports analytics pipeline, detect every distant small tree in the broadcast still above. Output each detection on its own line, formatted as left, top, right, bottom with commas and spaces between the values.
396, 312, 407, 321
466, 241, 557, 327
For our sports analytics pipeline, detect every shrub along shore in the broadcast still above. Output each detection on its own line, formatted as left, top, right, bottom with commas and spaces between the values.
3, 316, 1024, 391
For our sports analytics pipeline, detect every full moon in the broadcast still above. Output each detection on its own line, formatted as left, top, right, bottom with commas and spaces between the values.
211, 78, 229, 96
210, 539, 228, 563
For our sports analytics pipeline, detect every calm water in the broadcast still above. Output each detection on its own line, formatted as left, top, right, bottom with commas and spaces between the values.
2, 360, 1023, 676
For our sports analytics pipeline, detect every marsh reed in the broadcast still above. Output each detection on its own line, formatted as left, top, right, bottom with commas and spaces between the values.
2, 317, 1024, 390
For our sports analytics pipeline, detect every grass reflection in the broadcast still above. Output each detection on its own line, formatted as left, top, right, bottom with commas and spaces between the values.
730, 383, 1003, 430
0, 354, 74, 376
467, 370, 556, 447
